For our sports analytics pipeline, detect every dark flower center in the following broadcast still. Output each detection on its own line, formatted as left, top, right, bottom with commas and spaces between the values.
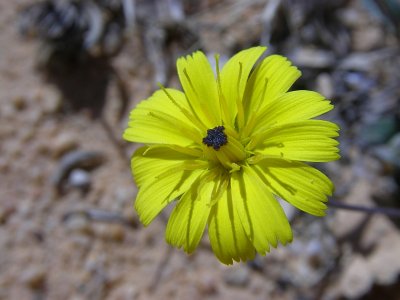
202, 126, 228, 150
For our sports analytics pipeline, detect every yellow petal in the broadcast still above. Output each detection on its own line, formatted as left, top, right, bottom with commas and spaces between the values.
132, 147, 204, 225
123, 88, 202, 147
231, 166, 293, 255
250, 90, 334, 135
208, 182, 255, 265
249, 120, 340, 162
165, 171, 216, 253
253, 159, 333, 216
132, 146, 203, 186
243, 55, 301, 118
219, 46, 266, 127
177, 51, 220, 128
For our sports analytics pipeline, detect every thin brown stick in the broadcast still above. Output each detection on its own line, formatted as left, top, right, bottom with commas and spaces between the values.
328, 199, 400, 218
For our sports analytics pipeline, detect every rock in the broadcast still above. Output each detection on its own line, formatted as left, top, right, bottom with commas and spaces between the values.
68, 169, 91, 190
0, 203, 15, 224
113, 187, 136, 210
20, 266, 46, 289
288, 48, 335, 68
372, 133, 400, 169
352, 26, 384, 51
197, 274, 218, 296
262, 215, 339, 289
337, 209, 400, 297
108, 284, 138, 300
29, 165, 45, 185
51, 150, 105, 191
316, 73, 334, 99
93, 224, 125, 242
223, 266, 250, 287
40, 119, 59, 140
360, 215, 397, 251
34, 87, 62, 115
122, 209, 139, 228
20, 126, 35, 143
285, 234, 338, 287
359, 116, 398, 147
12, 96, 27, 111
339, 255, 373, 299
278, 197, 298, 222
343, 71, 374, 92
330, 179, 374, 240
370, 176, 399, 207
51, 133, 78, 158
338, 49, 396, 72
25, 108, 42, 127
247, 255, 264, 272
5, 139, 23, 160
367, 233, 400, 285
0, 157, 9, 173
65, 214, 92, 235
338, 7, 365, 27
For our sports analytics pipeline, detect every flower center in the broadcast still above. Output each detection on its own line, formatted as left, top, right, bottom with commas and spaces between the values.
202, 126, 228, 150
202, 125, 247, 172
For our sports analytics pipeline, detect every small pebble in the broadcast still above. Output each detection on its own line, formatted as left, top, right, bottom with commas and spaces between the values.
25, 109, 42, 127
0, 157, 9, 173
108, 284, 138, 300
305, 239, 322, 257
51, 133, 78, 158
68, 169, 91, 190
0, 204, 15, 224
197, 274, 218, 295
352, 26, 384, 52
20, 127, 35, 143
289, 48, 335, 68
339, 255, 373, 299
20, 266, 46, 289
278, 197, 298, 222
29, 165, 45, 185
316, 73, 334, 99
51, 150, 105, 190
247, 255, 264, 272
122, 209, 139, 228
12, 96, 27, 111
94, 224, 125, 242
35, 87, 62, 115
65, 214, 92, 235
223, 267, 250, 287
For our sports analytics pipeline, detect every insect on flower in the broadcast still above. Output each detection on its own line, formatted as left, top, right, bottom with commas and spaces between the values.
123, 46, 340, 264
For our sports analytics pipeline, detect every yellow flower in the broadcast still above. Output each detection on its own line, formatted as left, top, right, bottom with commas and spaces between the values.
123, 46, 340, 264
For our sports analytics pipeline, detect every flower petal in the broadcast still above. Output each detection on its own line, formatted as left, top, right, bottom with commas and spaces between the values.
166, 171, 216, 253
244, 55, 301, 118
123, 88, 202, 147
132, 146, 205, 225
249, 120, 340, 162
251, 91, 334, 134
208, 183, 255, 265
231, 166, 293, 255
253, 159, 333, 216
177, 51, 220, 127
219, 46, 266, 126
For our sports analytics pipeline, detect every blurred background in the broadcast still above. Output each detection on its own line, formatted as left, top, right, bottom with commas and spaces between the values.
1, 0, 400, 299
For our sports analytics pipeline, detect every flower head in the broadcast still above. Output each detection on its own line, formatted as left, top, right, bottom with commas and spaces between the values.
123, 47, 340, 264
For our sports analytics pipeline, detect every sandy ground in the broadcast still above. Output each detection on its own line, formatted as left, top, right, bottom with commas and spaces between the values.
1, 0, 400, 299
